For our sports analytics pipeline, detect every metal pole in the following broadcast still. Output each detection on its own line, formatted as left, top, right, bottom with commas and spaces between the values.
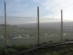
4, 1, 8, 47
37, 6, 40, 45
61, 10, 63, 41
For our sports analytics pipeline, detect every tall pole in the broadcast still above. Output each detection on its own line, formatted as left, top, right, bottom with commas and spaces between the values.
61, 10, 63, 41
4, 1, 8, 47
37, 6, 40, 45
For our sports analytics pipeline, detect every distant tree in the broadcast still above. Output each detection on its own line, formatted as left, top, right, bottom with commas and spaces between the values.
0, 24, 8, 26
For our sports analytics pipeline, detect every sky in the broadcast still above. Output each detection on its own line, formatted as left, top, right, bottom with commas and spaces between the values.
0, 0, 73, 24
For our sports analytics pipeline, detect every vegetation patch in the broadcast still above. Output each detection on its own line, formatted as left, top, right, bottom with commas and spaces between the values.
47, 44, 73, 55
0, 44, 31, 55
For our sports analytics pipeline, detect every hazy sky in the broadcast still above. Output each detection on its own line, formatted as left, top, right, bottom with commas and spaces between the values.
0, 0, 73, 24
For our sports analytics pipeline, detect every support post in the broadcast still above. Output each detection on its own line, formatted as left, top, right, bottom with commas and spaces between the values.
61, 10, 63, 41
4, 1, 8, 47
37, 6, 40, 45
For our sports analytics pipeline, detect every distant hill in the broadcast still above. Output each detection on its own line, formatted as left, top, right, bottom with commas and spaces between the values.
0, 22, 73, 31
17, 22, 73, 28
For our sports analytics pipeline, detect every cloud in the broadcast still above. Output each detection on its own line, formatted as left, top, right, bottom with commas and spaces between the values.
12, 0, 24, 3
3, 0, 43, 17
41, 0, 73, 20
1, 0, 73, 25
6, 17, 37, 25
3, 0, 38, 17
42, 0, 73, 10
5, 0, 24, 3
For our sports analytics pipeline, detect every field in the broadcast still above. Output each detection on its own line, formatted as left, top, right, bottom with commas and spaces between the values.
0, 25, 73, 47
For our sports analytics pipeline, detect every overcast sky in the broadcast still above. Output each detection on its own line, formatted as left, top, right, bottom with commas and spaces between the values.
0, 0, 73, 24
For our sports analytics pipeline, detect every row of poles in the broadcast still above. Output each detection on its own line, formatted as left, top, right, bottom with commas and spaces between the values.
4, 2, 63, 47
37, 8, 63, 44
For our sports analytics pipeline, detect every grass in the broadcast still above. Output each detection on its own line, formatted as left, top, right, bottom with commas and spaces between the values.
0, 43, 73, 55
0, 44, 31, 55
46, 44, 73, 55
0, 27, 73, 55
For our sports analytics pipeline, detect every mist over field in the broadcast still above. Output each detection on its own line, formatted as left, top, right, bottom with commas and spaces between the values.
17, 22, 73, 28
0, 16, 73, 46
